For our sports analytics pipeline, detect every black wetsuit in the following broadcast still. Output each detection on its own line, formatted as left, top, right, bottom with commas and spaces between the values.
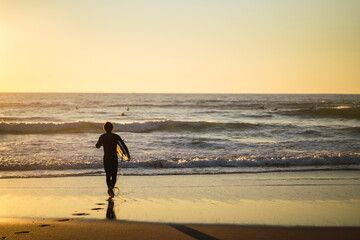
96, 132, 122, 188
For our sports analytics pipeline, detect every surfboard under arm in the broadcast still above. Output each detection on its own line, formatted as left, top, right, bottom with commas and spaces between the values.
117, 139, 130, 161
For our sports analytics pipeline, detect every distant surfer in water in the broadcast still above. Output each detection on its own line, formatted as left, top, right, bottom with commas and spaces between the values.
96, 122, 129, 198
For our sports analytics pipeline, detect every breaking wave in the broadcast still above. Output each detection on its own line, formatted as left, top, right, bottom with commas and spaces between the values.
120, 154, 360, 170
0, 120, 263, 134
1, 154, 359, 172
279, 106, 360, 120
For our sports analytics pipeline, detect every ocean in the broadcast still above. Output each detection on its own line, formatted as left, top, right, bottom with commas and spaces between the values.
0, 93, 359, 179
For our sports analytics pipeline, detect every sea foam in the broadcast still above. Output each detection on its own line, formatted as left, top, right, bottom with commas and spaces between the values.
0, 120, 260, 134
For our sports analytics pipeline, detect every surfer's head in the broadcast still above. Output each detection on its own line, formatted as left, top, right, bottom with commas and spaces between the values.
103, 122, 113, 133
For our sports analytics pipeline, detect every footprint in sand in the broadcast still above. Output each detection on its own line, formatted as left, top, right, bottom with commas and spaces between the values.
91, 208, 104, 210
95, 203, 106, 205
56, 219, 70, 222
39, 224, 50, 228
72, 213, 90, 216
1, 236, 7, 240
14, 231, 30, 234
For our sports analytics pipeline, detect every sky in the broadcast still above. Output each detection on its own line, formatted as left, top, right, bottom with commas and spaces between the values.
0, 0, 359, 93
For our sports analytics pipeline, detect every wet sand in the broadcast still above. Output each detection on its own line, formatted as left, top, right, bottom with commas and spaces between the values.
1, 173, 360, 225
0, 172, 360, 239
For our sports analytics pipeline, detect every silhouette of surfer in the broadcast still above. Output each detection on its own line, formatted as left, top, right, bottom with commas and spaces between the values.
96, 122, 128, 198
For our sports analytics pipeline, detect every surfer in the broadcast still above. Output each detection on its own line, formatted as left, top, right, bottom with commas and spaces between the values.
96, 122, 128, 198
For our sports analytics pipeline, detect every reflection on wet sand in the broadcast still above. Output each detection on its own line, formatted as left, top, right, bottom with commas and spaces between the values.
0, 174, 359, 226
106, 198, 115, 220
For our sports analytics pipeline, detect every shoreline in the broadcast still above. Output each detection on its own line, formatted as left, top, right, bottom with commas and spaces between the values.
1, 165, 359, 180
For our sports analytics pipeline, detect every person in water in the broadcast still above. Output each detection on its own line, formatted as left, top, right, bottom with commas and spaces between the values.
96, 122, 128, 197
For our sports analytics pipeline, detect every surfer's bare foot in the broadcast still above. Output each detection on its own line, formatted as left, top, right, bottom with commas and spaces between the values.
108, 187, 114, 198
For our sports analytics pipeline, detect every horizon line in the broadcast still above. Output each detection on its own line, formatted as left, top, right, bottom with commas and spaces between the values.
0, 91, 359, 95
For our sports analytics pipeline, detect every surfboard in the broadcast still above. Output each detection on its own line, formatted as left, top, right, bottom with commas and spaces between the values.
117, 138, 130, 161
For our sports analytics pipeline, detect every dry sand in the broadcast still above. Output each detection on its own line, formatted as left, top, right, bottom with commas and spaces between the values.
0, 218, 359, 240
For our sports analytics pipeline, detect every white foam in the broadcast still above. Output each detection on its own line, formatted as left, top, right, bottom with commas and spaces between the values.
0, 120, 256, 134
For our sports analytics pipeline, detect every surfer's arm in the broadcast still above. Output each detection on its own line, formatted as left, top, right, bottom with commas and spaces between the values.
96, 135, 103, 148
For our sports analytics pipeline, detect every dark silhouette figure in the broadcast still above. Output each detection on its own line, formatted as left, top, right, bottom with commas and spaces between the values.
106, 198, 116, 219
96, 122, 123, 197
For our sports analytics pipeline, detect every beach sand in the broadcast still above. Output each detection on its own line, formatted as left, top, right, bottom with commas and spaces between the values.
1, 218, 360, 240
0, 172, 360, 239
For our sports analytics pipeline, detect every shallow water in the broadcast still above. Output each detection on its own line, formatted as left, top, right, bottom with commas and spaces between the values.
0, 93, 359, 178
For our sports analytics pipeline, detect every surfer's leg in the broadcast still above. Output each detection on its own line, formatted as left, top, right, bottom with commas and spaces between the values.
110, 161, 118, 188
104, 168, 112, 189
106, 174, 111, 189
106, 171, 114, 197
103, 158, 112, 189
104, 157, 117, 197
110, 172, 117, 188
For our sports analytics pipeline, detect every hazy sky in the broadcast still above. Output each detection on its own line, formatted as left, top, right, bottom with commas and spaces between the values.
1, 0, 359, 93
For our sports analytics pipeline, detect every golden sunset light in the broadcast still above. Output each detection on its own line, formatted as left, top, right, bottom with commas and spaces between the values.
0, 2, 359, 239
0, 1, 359, 93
